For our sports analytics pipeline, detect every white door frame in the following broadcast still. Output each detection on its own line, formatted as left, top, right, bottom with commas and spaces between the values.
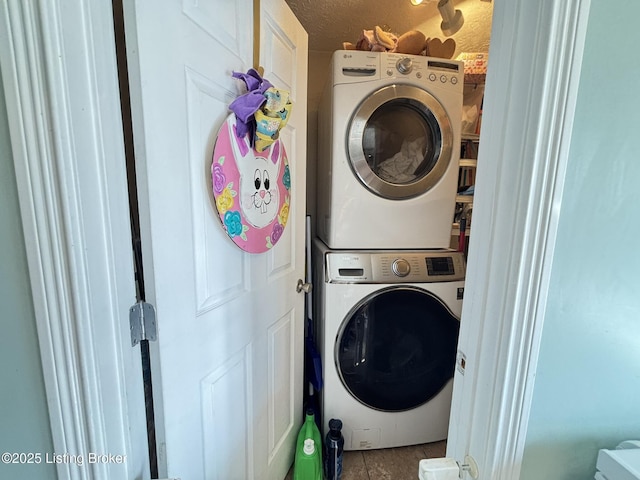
446, 0, 590, 477
0, 1, 148, 479
0, 1, 590, 479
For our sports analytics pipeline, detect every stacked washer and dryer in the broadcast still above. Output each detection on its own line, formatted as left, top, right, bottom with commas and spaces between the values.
313, 50, 466, 450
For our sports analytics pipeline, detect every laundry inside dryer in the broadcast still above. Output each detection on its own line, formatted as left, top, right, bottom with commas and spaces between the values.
362, 99, 440, 185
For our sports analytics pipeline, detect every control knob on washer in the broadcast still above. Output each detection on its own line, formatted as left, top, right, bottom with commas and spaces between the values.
392, 258, 411, 277
396, 57, 413, 75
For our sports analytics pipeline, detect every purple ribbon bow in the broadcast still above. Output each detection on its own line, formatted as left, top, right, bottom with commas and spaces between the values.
229, 69, 274, 139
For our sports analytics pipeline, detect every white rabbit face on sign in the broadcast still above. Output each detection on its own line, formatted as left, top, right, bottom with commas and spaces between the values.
231, 124, 281, 229
240, 154, 280, 228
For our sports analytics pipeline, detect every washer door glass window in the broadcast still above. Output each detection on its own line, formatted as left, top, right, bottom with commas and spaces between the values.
336, 286, 459, 412
348, 84, 453, 200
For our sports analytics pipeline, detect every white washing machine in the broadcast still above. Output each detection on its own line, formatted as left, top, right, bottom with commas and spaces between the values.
313, 239, 465, 450
316, 50, 464, 249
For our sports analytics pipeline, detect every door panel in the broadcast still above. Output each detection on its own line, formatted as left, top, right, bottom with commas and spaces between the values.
185, 67, 250, 313
267, 312, 295, 458
201, 347, 254, 479
259, 4, 308, 476
124, 0, 307, 478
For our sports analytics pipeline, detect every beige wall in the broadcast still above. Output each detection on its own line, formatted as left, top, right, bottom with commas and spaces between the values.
306, 50, 333, 226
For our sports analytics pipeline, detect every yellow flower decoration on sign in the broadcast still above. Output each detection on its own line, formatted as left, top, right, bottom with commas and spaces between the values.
215, 186, 235, 214
278, 198, 290, 226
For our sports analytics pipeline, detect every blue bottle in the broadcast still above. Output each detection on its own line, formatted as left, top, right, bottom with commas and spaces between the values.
324, 418, 344, 480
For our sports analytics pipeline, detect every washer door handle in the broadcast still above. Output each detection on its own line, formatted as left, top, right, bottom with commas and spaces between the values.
296, 279, 312, 294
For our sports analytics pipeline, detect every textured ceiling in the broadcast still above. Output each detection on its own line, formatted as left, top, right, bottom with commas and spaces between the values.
284, 0, 493, 54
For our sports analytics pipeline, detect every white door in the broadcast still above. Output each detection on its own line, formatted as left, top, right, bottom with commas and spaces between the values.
123, 0, 308, 478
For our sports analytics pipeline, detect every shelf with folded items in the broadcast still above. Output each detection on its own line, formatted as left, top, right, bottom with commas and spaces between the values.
456, 159, 476, 204
452, 139, 478, 255
454, 82, 484, 257
455, 194, 474, 204
459, 158, 477, 168
451, 222, 470, 237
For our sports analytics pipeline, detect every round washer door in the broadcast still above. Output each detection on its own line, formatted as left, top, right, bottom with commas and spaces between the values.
347, 84, 454, 200
335, 286, 459, 412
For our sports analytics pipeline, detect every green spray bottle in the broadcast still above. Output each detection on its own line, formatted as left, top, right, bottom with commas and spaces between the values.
293, 410, 322, 480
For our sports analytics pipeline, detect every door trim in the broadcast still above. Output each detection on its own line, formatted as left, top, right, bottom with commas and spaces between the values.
446, 0, 591, 478
0, 1, 148, 478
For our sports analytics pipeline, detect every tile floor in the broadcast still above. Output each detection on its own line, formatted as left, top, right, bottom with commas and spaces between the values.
285, 440, 446, 480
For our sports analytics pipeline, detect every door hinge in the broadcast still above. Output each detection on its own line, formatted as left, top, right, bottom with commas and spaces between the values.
129, 301, 157, 346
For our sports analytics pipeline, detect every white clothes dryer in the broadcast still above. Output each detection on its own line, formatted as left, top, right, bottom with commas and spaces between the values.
316, 50, 464, 249
313, 239, 465, 450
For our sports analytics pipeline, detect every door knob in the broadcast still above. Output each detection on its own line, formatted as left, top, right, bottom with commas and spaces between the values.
296, 279, 312, 293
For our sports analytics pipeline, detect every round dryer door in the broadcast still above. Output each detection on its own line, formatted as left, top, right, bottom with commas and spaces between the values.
347, 84, 454, 199
335, 286, 459, 412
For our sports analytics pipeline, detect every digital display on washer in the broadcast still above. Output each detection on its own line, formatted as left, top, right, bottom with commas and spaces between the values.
426, 257, 455, 276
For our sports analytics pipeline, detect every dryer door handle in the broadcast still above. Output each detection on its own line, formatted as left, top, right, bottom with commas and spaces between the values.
296, 279, 312, 294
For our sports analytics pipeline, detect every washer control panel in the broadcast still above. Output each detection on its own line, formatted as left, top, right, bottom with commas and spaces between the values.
383, 53, 462, 85
395, 57, 413, 75
326, 250, 465, 283
333, 50, 463, 87
392, 258, 411, 277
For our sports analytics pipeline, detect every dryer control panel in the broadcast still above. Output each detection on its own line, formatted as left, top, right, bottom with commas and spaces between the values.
326, 250, 465, 283
333, 50, 463, 87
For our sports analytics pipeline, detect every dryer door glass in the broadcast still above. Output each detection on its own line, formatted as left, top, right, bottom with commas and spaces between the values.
348, 84, 454, 200
335, 286, 459, 412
